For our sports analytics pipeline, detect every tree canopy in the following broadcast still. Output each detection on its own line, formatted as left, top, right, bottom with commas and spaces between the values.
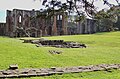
39, 0, 120, 18
34, 0, 120, 31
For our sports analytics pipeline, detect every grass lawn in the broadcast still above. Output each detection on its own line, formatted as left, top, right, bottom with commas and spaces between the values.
0, 31, 120, 79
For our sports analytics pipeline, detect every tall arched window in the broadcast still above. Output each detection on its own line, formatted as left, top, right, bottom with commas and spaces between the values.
60, 15, 62, 20
57, 15, 59, 20
19, 16, 22, 23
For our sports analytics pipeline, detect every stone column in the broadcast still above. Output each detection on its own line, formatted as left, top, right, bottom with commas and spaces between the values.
14, 9, 17, 32
6, 16, 9, 36
6, 10, 12, 36
39, 29, 42, 37
93, 20, 97, 33
62, 13, 67, 35
77, 21, 83, 34
84, 19, 88, 34
88, 19, 91, 34
52, 15, 57, 35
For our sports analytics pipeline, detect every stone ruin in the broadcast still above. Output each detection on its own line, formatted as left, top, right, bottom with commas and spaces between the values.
4, 9, 67, 37
0, 64, 120, 78
49, 50, 63, 54
0, 6, 120, 37
0, 23, 6, 36
0, 9, 98, 37
23, 39, 87, 48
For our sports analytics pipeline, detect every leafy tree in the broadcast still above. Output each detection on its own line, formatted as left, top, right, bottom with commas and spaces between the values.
38, 0, 119, 18
94, 6, 120, 31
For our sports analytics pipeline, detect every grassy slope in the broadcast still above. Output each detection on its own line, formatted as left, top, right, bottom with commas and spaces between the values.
0, 32, 120, 79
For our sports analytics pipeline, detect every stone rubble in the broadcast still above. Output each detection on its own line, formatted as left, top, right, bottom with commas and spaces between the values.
0, 64, 120, 78
23, 39, 87, 48
9, 64, 18, 70
49, 50, 63, 54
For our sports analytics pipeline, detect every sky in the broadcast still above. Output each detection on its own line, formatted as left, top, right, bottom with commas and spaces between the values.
0, 0, 118, 23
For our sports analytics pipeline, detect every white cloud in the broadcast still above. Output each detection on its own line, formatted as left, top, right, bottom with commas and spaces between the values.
0, 0, 43, 10
0, 0, 118, 11
94, 0, 118, 11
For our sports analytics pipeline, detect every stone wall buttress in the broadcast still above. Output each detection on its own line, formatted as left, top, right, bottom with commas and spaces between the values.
52, 15, 57, 35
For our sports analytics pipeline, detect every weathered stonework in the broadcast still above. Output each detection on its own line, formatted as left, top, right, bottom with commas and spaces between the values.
5, 9, 68, 37
0, 23, 6, 36
76, 19, 97, 34
23, 39, 87, 48
0, 6, 120, 37
67, 19, 97, 35
0, 64, 120, 78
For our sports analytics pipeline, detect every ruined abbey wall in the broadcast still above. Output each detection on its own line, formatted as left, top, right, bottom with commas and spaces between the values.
77, 19, 97, 34
67, 19, 97, 35
2, 9, 119, 37
5, 9, 67, 37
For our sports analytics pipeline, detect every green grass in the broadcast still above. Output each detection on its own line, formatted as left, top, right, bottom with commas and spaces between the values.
0, 31, 120, 79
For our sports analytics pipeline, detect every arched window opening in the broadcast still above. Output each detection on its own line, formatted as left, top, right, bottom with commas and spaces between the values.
57, 15, 59, 20
19, 16, 22, 23
60, 15, 62, 20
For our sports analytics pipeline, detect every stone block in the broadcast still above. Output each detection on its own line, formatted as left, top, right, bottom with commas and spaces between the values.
31, 40, 40, 44
0, 75, 6, 78
48, 71, 56, 75
49, 50, 62, 54
55, 68, 64, 72
9, 64, 18, 70
23, 40, 32, 43
6, 74, 18, 78
19, 69, 30, 74
50, 67, 56, 70
19, 74, 29, 77
0, 71, 3, 75
53, 71, 64, 75
2, 70, 13, 75
38, 72, 49, 76
27, 69, 37, 76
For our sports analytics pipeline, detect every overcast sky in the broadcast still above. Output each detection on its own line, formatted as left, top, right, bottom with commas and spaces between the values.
0, 0, 118, 22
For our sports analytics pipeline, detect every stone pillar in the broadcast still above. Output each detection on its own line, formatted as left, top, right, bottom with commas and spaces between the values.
35, 32, 37, 37
88, 19, 91, 34
14, 9, 17, 32
93, 20, 97, 33
6, 16, 9, 36
84, 19, 88, 34
6, 10, 12, 36
52, 15, 57, 35
41, 19, 47, 36
40, 30, 42, 37
44, 28, 48, 36
62, 13, 67, 35
77, 21, 82, 34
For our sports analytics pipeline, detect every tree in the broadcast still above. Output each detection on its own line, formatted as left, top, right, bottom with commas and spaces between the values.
39, 0, 120, 19
94, 6, 120, 31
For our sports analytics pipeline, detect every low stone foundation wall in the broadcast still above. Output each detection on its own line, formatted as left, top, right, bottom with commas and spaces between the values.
0, 64, 120, 78
23, 39, 87, 48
